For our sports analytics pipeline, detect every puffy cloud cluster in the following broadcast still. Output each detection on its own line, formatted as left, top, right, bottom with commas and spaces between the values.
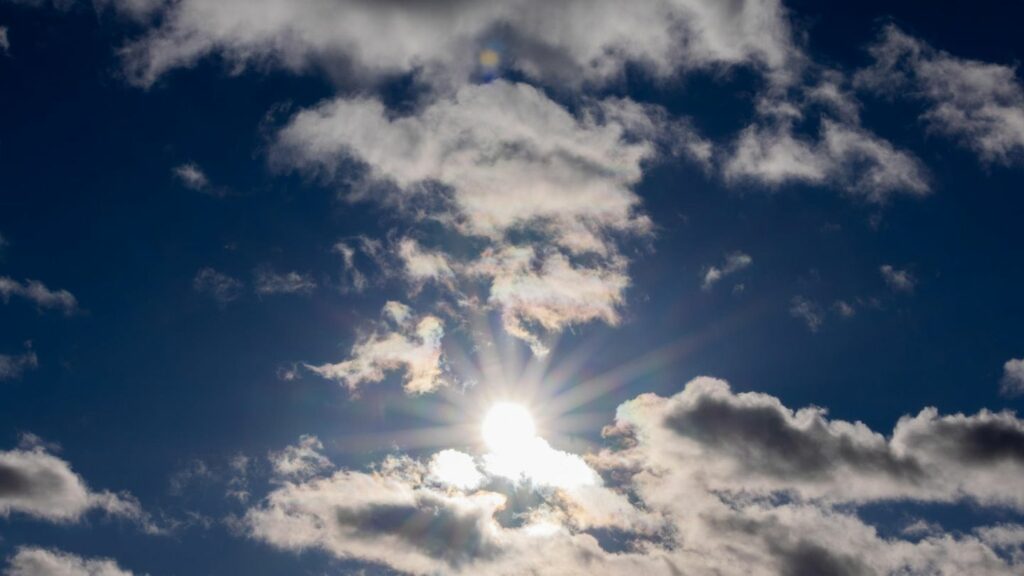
4, 547, 138, 576
240, 377, 1024, 575
279, 81, 706, 360
118, 0, 797, 88
857, 25, 1024, 166
0, 277, 79, 314
306, 302, 447, 394
0, 440, 147, 526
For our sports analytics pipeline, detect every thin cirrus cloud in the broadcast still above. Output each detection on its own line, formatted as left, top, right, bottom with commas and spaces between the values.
192, 267, 244, 304
0, 276, 79, 314
857, 24, 1024, 166
237, 377, 1024, 575
252, 267, 317, 296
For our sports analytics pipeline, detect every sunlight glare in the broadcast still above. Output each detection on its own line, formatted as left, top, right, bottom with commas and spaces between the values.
482, 403, 536, 453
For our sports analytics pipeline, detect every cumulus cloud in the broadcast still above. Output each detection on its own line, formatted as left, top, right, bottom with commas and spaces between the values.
118, 0, 797, 88
1001, 358, 1024, 397
857, 25, 1024, 165
880, 264, 916, 293
0, 277, 79, 314
253, 267, 316, 296
0, 350, 38, 381
701, 251, 752, 291
0, 440, 148, 526
306, 302, 447, 394
4, 547, 137, 576
192, 267, 243, 303
239, 378, 1024, 575
275, 81, 701, 353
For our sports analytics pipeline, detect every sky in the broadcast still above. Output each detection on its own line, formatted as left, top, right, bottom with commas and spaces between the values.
1, 0, 1024, 574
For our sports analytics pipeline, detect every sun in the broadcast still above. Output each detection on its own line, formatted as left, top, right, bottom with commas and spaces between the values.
482, 403, 536, 453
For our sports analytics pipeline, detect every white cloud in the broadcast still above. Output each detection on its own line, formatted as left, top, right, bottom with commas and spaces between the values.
240, 377, 1024, 575
119, 0, 797, 88
4, 547, 137, 576
0, 27, 9, 55
880, 264, 916, 293
832, 300, 856, 318
172, 162, 209, 191
701, 251, 752, 291
1001, 358, 1024, 397
192, 267, 243, 303
396, 238, 455, 292
0, 441, 147, 526
0, 350, 38, 381
253, 268, 316, 296
725, 118, 930, 202
268, 435, 332, 481
789, 295, 823, 332
306, 302, 447, 394
275, 81, 700, 354
857, 25, 1024, 165
0, 277, 79, 314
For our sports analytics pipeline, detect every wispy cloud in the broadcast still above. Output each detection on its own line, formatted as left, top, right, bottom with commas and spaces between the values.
701, 251, 752, 291
0, 277, 79, 314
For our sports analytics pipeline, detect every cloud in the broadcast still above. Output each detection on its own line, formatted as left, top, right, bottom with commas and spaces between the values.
0, 350, 38, 381
724, 118, 930, 202
306, 302, 447, 394
832, 300, 856, 318
880, 264, 916, 293
789, 296, 823, 332
701, 251, 752, 291
119, 0, 797, 88
253, 268, 316, 296
0, 27, 9, 55
268, 435, 332, 481
240, 378, 1024, 575
192, 267, 244, 303
4, 547, 137, 576
396, 238, 455, 293
172, 162, 210, 191
0, 277, 79, 314
857, 24, 1024, 165
275, 81, 699, 353
1002, 358, 1024, 397
0, 440, 148, 526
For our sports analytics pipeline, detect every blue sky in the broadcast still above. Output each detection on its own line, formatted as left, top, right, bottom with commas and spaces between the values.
1, 1, 1024, 574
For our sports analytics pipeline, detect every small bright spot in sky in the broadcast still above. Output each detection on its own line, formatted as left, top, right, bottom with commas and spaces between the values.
478, 48, 501, 69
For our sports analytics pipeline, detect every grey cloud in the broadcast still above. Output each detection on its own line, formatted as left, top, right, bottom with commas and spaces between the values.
880, 264, 916, 293
789, 296, 823, 332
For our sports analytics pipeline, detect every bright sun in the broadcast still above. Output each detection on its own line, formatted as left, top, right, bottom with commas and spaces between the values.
482, 403, 536, 453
